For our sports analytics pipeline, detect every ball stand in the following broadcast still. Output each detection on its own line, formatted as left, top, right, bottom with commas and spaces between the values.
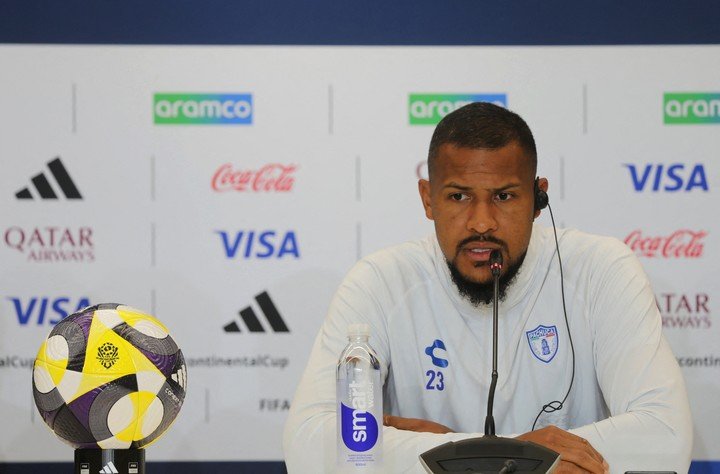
75, 448, 145, 474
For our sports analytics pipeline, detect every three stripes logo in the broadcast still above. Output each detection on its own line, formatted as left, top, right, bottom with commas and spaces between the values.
15, 157, 82, 200
99, 461, 119, 473
224, 291, 289, 333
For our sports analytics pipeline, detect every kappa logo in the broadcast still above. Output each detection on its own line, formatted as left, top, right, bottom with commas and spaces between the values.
99, 461, 119, 473
15, 157, 82, 200
526, 325, 558, 363
224, 291, 289, 333
424, 339, 449, 368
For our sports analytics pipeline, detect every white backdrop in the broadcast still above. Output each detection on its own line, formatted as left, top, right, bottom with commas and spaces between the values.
0, 45, 717, 464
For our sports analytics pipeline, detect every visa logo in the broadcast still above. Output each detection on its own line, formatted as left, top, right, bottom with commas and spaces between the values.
408, 94, 507, 125
8, 297, 91, 325
624, 163, 708, 192
154, 93, 253, 125
216, 230, 300, 259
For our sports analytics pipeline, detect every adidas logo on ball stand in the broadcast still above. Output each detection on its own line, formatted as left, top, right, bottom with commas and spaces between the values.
75, 449, 144, 474
75, 449, 145, 474
32, 304, 188, 474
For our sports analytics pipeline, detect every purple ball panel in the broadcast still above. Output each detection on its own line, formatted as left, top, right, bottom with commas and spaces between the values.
67, 384, 103, 431
138, 349, 177, 378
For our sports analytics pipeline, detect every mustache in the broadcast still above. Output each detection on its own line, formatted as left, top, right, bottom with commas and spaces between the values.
455, 235, 508, 256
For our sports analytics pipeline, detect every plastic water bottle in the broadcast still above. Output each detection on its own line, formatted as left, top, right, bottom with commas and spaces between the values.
337, 323, 383, 471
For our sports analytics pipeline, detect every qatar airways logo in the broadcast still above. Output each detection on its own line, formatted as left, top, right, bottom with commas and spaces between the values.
4, 226, 94, 262
624, 230, 706, 258
657, 293, 711, 329
211, 163, 296, 192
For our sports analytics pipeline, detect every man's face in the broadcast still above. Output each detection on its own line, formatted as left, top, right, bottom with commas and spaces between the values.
419, 142, 538, 286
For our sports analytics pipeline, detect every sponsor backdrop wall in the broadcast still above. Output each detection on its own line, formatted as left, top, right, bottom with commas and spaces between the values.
0, 11, 719, 474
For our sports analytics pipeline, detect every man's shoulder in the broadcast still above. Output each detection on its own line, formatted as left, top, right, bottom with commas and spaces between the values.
344, 235, 438, 290
555, 227, 631, 258
361, 235, 437, 274
546, 226, 638, 279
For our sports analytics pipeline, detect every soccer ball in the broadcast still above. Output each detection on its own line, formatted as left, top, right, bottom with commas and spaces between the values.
32, 303, 187, 449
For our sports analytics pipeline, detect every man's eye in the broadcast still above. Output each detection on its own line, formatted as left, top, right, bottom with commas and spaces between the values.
495, 192, 511, 201
450, 193, 468, 201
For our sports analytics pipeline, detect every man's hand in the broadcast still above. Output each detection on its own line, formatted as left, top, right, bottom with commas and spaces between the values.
383, 415, 453, 434
383, 417, 608, 472
517, 426, 609, 473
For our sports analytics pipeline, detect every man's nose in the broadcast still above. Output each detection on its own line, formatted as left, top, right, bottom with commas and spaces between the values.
466, 200, 498, 235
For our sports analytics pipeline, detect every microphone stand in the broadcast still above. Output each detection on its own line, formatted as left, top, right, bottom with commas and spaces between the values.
484, 254, 501, 437
419, 251, 560, 473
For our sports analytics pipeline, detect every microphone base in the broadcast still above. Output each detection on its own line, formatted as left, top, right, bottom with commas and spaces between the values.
419, 436, 559, 473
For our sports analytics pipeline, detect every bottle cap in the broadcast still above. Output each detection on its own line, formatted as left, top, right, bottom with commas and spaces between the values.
347, 323, 370, 337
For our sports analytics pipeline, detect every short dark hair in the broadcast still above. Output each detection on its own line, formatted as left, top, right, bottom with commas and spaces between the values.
427, 102, 537, 179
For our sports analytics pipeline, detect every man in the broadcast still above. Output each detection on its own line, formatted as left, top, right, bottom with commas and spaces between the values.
283, 103, 692, 473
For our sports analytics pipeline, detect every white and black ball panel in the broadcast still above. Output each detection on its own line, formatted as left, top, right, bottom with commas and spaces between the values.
135, 380, 184, 447
135, 370, 167, 394
33, 364, 56, 394
87, 374, 138, 442
106, 394, 138, 435
96, 309, 124, 330
48, 313, 89, 372
45, 335, 69, 361
139, 397, 165, 438
113, 322, 178, 356
33, 383, 66, 413
52, 405, 97, 446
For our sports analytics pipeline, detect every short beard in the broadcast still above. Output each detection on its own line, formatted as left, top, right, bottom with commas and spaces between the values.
447, 251, 527, 307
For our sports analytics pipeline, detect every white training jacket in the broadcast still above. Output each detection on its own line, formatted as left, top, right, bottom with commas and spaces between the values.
283, 225, 692, 473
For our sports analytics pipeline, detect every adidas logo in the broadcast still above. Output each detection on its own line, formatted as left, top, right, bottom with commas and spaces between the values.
15, 157, 82, 200
99, 461, 119, 473
224, 291, 289, 333
171, 364, 188, 388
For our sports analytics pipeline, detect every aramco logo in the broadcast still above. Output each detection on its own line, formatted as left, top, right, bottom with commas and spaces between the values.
408, 94, 507, 125
154, 93, 253, 125
664, 93, 720, 124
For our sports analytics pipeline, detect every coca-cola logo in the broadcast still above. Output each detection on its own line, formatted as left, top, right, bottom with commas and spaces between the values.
624, 229, 707, 258
3, 226, 94, 262
212, 163, 296, 192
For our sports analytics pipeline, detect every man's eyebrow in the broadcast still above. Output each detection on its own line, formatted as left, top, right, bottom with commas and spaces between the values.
442, 182, 522, 192
443, 182, 473, 191
492, 183, 522, 193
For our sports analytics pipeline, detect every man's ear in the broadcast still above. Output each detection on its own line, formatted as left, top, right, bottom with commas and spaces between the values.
418, 179, 433, 220
533, 177, 549, 219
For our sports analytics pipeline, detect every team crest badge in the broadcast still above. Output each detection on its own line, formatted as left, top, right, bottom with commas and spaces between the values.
526, 325, 558, 363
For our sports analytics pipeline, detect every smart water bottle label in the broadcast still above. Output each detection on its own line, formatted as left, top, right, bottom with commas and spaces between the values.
340, 402, 379, 452
337, 329, 383, 469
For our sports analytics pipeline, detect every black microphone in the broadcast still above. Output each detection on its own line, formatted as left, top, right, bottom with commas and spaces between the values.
484, 250, 502, 437
419, 249, 560, 473
490, 249, 503, 277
